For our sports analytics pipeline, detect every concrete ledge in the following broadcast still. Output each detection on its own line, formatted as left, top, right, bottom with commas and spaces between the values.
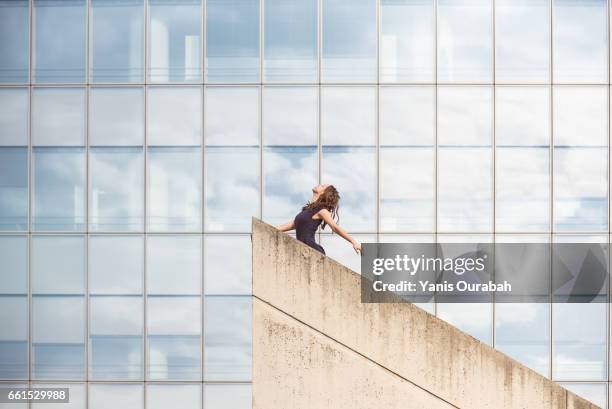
252, 218, 599, 409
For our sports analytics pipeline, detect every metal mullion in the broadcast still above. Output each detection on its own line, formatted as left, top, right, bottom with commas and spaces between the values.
433, 0, 438, 317
550, 0, 555, 382
491, 0, 496, 349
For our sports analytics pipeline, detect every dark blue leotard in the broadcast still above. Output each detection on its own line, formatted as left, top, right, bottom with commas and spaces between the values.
294, 206, 325, 254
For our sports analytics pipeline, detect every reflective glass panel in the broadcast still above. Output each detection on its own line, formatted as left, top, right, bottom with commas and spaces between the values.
147, 235, 201, 295
146, 384, 201, 409
553, 0, 607, 83
553, 303, 607, 380
263, 87, 317, 226
90, 0, 144, 82
32, 88, 86, 146
495, 0, 549, 83
90, 296, 143, 380
88, 384, 144, 409
32, 148, 86, 231
89, 88, 144, 146
437, 0, 492, 83
379, 86, 435, 232
205, 87, 258, 146
148, 0, 201, 82
204, 235, 251, 295
32, 296, 85, 379
553, 86, 607, 232
0, 147, 27, 231
264, 0, 317, 82
31, 235, 85, 295
437, 303, 492, 344
33, 0, 86, 83
0, 0, 29, 83
495, 86, 550, 232
559, 383, 607, 408
205, 147, 259, 232
147, 147, 202, 232
320, 234, 376, 273
495, 303, 549, 377
0, 297, 27, 379
0, 236, 27, 294
31, 383, 86, 409
321, 87, 376, 146
437, 86, 492, 232
89, 235, 143, 295
204, 296, 251, 381
206, 0, 259, 82
204, 384, 251, 409
147, 296, 201, 380
147, 87, 202, 146
90, 147, 144, 231
321, 0, 376, 82
0, 88, 28, 146
380, 0, 434, 82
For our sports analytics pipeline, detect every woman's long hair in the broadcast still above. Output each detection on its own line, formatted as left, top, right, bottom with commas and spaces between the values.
302, 185, 340, 230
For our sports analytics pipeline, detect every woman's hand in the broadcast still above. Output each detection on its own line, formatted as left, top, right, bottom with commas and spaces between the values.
352, 241, 362, 255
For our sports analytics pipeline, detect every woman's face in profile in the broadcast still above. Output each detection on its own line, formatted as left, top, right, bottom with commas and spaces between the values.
312, 184, 330, 195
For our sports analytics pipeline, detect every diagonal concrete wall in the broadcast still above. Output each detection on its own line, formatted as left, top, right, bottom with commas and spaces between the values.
251, 218, 600, 409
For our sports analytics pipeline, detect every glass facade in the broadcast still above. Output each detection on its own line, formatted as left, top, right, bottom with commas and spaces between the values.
0, 0, 611, 407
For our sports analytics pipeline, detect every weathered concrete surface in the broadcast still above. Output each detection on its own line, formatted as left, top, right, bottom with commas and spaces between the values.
252, 218, 599, 409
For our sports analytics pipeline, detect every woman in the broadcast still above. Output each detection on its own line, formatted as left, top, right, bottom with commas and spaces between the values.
276, 184, 362, 255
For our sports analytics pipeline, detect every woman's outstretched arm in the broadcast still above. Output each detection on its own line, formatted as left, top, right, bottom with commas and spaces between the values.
317, 209, 362, 254
276, 220, 295, 232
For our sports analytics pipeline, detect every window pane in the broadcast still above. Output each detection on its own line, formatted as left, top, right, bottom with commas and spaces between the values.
553, 0, 607, 83
31, 383, 86, 409
90, 0, 144, 82
89, 384, 143, 409
147, 296, 201, 380
206, 0, 259, 82
553, 87, 607, 232
0, 0, 29, 83
495, 0, 549, 83
559, 383, 607, 408
205, 87, 258, 146
495, 303, 549, 377
321, 87, 375, 146
0, 236, 27, 294
437, 302, 492, 344
322, 0, 376, 82
147, 87, 202, 146
0, 297, 27, 379
204, 385, 251, 409
90, 296, 143, 380
553, 303, 607, 380
89, 235, 143, 295
147, 235, 201, 295
32, 148, 86, 231
148, 147, 202, 232
437, 0, 492, 83
380, 0, 434, 82
33, 0, 86, 83
0, 147, 27, 231
204, 235, 251, 295
32, 296, 85, 379
90, 147, 144, 232
146, 384, 201, 409
321, 147, 376, 232
0, 88, 28, 146
264, 0, 317, 82
320, 234, 376, 273
32, 88, 86, 146
90, 88, 144, 146
32, 236, 85, 295
204, 296, 251, 381
437, 86, 492, 232
263, 87, 317, 225
148, 0, 201, 82
379, 87, 435, 232
205, 147, 259, 232
495, 86, 550, 232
